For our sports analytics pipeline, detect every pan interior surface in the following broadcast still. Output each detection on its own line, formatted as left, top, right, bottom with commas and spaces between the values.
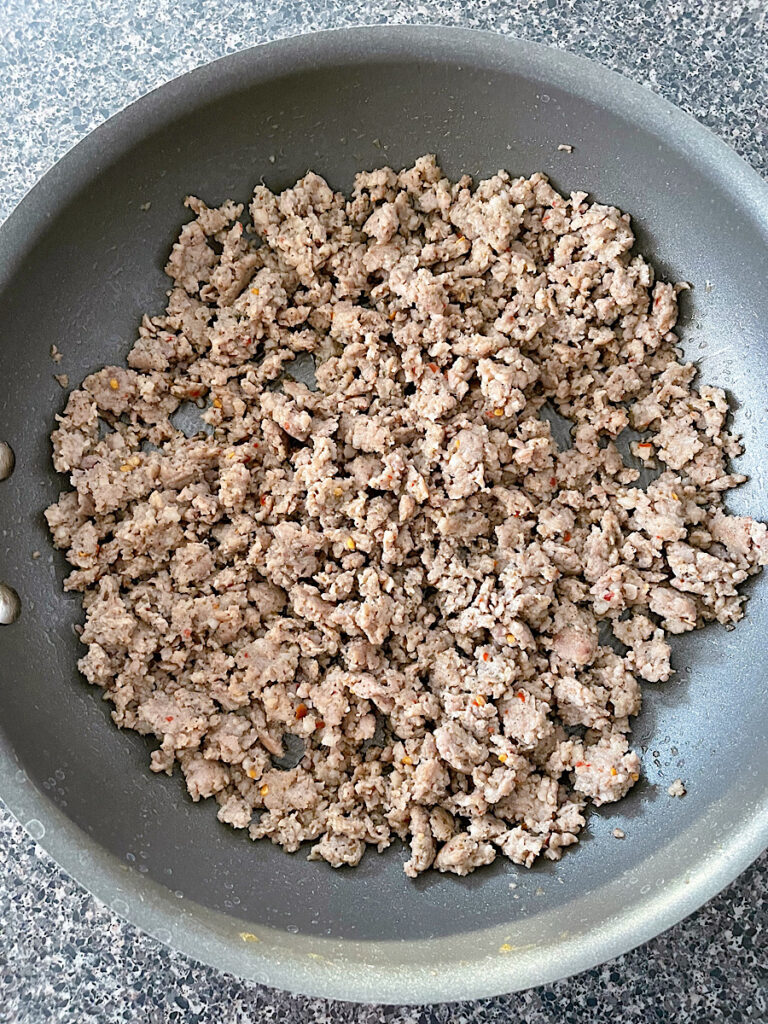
0, 27, 766, 1003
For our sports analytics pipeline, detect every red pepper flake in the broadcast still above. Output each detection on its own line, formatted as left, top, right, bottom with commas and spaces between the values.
482, 652, 490, 662
259, 495, 268, 506
314, 719, 325, 730
603, 592, 614, 601
253, 442, 260, 449
516, 691, 526, 702
295, 703, 308, 719
637, 442, 652, 449
550, 476, 557, 486
165, 716, 174, 723
189, 389, 201, 399
563, 531, 571, 542
242, 652, 249, 659
183, 628, 192, 638
428, 362, 439, 373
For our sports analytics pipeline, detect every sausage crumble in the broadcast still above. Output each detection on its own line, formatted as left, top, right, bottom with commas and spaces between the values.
46, 156, 766, 875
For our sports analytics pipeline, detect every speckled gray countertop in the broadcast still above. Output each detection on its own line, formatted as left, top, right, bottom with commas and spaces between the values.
1, 1, 766, 1021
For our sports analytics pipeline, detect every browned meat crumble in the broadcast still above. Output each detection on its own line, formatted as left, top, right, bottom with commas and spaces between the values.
46, 156, 766, 875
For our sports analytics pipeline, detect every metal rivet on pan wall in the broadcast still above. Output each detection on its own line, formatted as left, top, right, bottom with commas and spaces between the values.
0, 441, 14, 480
0, 584, 21, 625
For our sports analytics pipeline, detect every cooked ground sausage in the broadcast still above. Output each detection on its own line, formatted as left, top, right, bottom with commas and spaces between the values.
46, 156, 766, 875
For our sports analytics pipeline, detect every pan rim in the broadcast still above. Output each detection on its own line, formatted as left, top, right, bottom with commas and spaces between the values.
1, 23, 766, 1004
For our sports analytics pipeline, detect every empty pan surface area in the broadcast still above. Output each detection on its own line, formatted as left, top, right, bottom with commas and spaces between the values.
0, 26, 766, 1004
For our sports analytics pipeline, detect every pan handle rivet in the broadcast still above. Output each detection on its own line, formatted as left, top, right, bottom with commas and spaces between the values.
0, 441, 14, 481
0, 583, 21, 625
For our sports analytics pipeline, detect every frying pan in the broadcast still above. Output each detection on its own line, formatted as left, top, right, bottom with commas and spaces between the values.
0, 26, 766, 1005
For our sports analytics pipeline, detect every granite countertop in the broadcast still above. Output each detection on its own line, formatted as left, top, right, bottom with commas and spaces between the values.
1, 1, 766, 1021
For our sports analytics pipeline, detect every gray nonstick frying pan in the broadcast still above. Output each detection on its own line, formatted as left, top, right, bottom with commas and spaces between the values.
0, 26, 766, 1004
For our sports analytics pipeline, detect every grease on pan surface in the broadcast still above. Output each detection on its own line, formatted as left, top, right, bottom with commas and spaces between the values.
46, 156, 766, 876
